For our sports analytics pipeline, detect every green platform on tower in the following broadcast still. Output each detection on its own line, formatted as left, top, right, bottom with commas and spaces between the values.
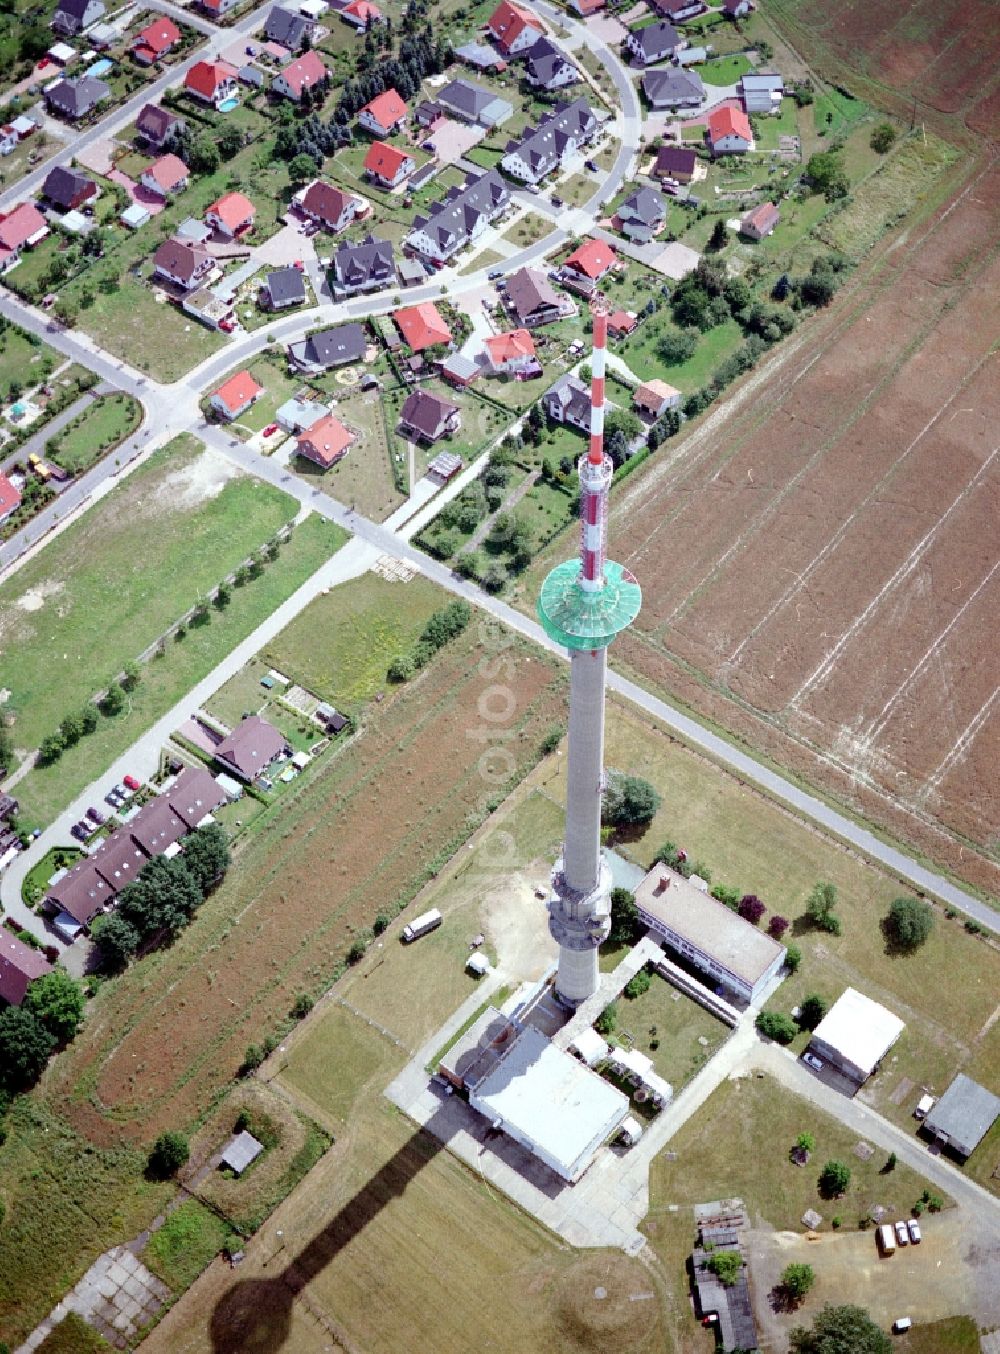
537, 557, 642, 651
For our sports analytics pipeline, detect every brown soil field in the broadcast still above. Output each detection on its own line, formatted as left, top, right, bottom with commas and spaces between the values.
531, 159, 1000, 898
40, 627, 565, 1148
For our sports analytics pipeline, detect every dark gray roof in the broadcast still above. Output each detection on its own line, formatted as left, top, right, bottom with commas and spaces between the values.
264, 4, 309, 46
924, 1074, 1000, 1157
46, 76, 110, 118
544, 373, 590, 425
438, 78, 495, 119
136, 102, 184, 141
653, 143, 696, 177
220, 1130, 263, 1175
266, 266, 306, 305
409, 171, 509, 256
506, 265, 561, 320
523, 37, 578, 87
627, 20, 682, 61
502, 98, 596, 176
399, 388, 458, 438
304, 323, 367, 367
641, 65, 704, 106
55, 0, 102, 20
42, 164, 96, 208
619, 186, 666, 225
334, 234, 394, 289
692, 1247, 759, 1354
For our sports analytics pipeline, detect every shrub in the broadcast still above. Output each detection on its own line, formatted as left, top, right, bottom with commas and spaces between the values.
602, 771, 661, 827
738, 894, 766, 925
291, 994, 314, 1019
870, 122, 896, 153
373, 911, 392, 935
594, 1001, 617, 1035
805, 881, 841, 934
711, 884, 740, 911
884, 896, 933, 951
609, 888, 642, 946
756, 1010, 797, 1044
781, 1262, 815, 1302
148, 1130, 190, 1179
624, 969, 651, 999
797, 993, 827, 1031
768, 914, 789, 940
818, 1159, 851, 1198
785, 943, 802, 972
540, 724, 563, 755
240, 1044, 264, 1075
706, 1250, 742, 1286
347, 935, 369, 964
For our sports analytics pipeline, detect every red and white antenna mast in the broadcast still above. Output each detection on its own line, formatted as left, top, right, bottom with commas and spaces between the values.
579, 294, 612, 593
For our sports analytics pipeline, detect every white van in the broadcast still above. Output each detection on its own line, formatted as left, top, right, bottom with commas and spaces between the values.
893, 1317, 912, 1333
402, 908, 443, 943
877, 1223, 896, 1255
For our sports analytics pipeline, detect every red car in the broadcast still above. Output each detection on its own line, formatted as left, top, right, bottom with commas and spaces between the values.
123, 774, 141, 792
262, 423, 279, 437
293, 260, 304, 271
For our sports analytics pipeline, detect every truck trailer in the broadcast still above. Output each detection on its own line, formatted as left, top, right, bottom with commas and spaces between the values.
402, 908, 443, 943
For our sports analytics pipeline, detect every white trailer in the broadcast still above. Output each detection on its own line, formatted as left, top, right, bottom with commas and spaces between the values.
402, 908, 443, 943
877, 1223, 896, 1255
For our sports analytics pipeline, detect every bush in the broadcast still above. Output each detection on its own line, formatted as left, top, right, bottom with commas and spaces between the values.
609, 888, 642, 946
0, 1006, 55, 1090
781, 1262, 815, 1302
756, 1010, 797, 1044
540, 724, 563, 755
711, 884, 740, 911
738, 894, 766, 925
884, 896, 933, 951
624, 969, 651, 999
818, 1159, 851, 1198
594, 1001, 617, 1035
602, 772, 661, 827
347, 935, 369, 964
785, 943, 802, 973
706, 1250, 742, 1286
870, 122, 896, 153
148, 1131, 190, 1179
805, 881, 841, 934
768, 914, 790, 940
240, 1044, 264, 1075
23, 969, 85, 1042
797, 993, 827, 1031
373, 911, 392, 935
291, 993, 314, 1019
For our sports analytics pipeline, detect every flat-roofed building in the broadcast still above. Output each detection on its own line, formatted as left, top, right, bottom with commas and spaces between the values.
635, 865, 785, 1004
807, 987, 905, 1085
923, 1074, 1000, 1160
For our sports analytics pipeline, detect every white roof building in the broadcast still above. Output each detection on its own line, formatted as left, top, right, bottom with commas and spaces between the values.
469, 1025, 629, 1181
809, 987, 905, 1084
120, 202, 150, 229
569, 1027, 608, 1067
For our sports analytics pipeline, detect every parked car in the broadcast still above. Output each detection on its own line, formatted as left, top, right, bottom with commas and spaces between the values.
71, 822, 91, 841
113, 782, 129, 800
105, 790, 122, 807
487, 267, 504, 279
123, 775, 140, 792
802, 1052, 824, 1072
86, 807, 105, 825
895, 1221, 909, 1246
551, 195, 563, 208
907, 1219, 921, 1244
263, 423, 279, 437
585, 159, 598, 172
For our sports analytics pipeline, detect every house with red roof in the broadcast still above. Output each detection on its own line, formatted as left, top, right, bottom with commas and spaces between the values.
358, 88, 407, 136
140, 153, 189, 197
0, 472, 21, 523
205, 191, 255, 237
484, 328, 537, 375
570, 0, 605, 13
362, 140, 415, 188
296, 413, 355, 468
210, 370, 263, 420
200, 0, 240, 17
272, 49, 328, 101
0, 930, 52, 1006
341, 0, 383, 28
0, 202, 49, 271
487, 0, 543, 56
299, 180, 360, 232
184, 59, 238, 108
740, 199, 779, 239
608, 309, 637, 337
562, 238, 616, 282
131, 15, 181, 65
706, 104, 752, 155
393, 302, 452, 352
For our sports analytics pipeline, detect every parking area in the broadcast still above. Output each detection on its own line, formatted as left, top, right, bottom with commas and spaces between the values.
423, 117, 486, 166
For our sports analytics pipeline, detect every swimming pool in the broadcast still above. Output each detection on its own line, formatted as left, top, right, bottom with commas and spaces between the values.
217, 96, 240, 113
86, 57, 113, 77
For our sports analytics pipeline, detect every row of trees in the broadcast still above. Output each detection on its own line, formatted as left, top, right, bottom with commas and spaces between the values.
0, 970, 86, 1092
386, 599, 471, 683
37, 662, 141, 766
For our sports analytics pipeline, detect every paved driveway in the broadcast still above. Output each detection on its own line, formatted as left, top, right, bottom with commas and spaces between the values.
254, 222, 317, 267
422, 117, 484, 166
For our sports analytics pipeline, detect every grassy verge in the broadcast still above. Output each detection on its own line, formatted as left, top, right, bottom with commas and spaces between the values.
143, 1201, 234, 1293
426, 988, 512, 1074
45, 393, 143, 475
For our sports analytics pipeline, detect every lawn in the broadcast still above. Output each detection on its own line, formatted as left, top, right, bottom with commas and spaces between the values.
143, 1201, 233, 1293
904, 1316, 981, 1354
68, 280, 225, 383
500, 210, 552, 248
612, 971, 729, 1092
700, 52, 752, 85
220, 354, 304, 440
619, 315, 745, 387
383, 380, 509, 467
45, 393, 143, 474
0, 321, 59, 402
36, 1312, 111, 1353
292, 384, 404, 521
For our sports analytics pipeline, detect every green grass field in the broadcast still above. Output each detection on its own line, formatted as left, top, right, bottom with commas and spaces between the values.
46, 394, 143, 475
613, 972, 729, 1091
143, 1201, 233, 1293
700, 53, 752, 85
905, 1316, 981, 1354
0, 321, 58, 401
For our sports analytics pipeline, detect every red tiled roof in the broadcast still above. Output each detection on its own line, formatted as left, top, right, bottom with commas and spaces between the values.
362, 140, 412, 181
742, 200, 779, 232
301, 179, 355, 225
393, 302, 451, 352
707, 105, 752, 143
564, 238, 616, 278
0, 931, 52, 1006
0, 202, 48, 251
277, 49, 327, 95
184, 59, 237, 99
360, 88, 406, 128
297, 413, 355, 467
133, 16, 181, 56
213, 369, 263, 414
206, 191, 255, 230
144, 153, 188, 190
0, 472, 21, 518
608, 309, 636, 334
487, 0, 543, 53
485, 328, 535, 363
343, 0, 382, 19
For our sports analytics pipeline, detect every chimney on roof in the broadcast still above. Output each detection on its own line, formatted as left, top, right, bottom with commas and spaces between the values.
656, 873, 670, 894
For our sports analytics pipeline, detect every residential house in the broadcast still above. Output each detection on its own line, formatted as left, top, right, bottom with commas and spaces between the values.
484, 328, 538, 376
415, 100, 446, 130
43, 860, 114, 931
0, 932, 52, 1007
263, 265, 306, 309
624, 20, 686, 65
47, 42, 78, 68
91, 832, 149, 894
289, 322, 367, 371
923, 1075, 1000, 1162
677, 44, 708, 65
264, 5, 309, 47
398, 388, 460, 443
560, 238, 617, 293
614, 186, 667, 241
296, 413, 355, 468
215, 715, 290, 783
439, 352, 479, 387
341, 0, 383, 27
210, 369, 263, 419
0, 473, 21, 522
11, 115, 38, 141
394, 301, 451, 351
651, 0, 705, 19
45, 76, 110, 121
0, 203, 49, 271
182, 286, 233, 330
51, 0, 104, 36
740, 200, 779, 239
333, 234, 395, 294
200, 0, 241, 17
706, 104, 752, 154
272, 49, 328, 100
164, 765, 227, 829
129, 797, 188, 856
500, 98, 598, 184
406, 170, 509, 262
523, 37, 580, 91
652, 143, 697, 183
131, 16, 182, 65
140, 153, 189, 197
136, 102, 186, 147
362, 139, 415, 188
205, 191, 255, 237
299, 180, 359, 232
635, 378, 681, 417
486, 0, 543, 56
184, 59, 239, 108
608, 309, 637, 337
0, 126, 17, 157
437, 78, 513, 127
358, 88, 407, 137
276, 395, 327, 433
543, 373, 590, 431
740, 70, 783, 113
505, 265, 574, 327
570, 0, 605, 15
724, 0, 752, 15
152, 237, 213, 289
641, 65, 704, 109
41, 164, 97, 211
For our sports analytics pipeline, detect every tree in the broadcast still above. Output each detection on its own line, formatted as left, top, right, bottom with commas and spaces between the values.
120, 661, 141, 692
805, 881, 841, 934
818, 1159, 851, 1198
605, 408, 641, 445
148, 1130, 189, 1179
609, 888, 642, 946
624, 968, 651, 999
706, 1250, 742, 1286
92, 914, 140, 972
781, 1263, 815, 1302
756, 1010, 797, 1044
118, 856, 202, 938
798, 993, 827, 1031
289, 151, 317, 183
884, 896, 933, 951
79, 704, 99, 735
768, 914, 790, 940
23, 969, 85, 1042
796, 1132, 816, 1153
707, 218, 728, 251
181, 824, 230, 893
217, 123, 244, 160
188, 135, 220, 175
738, 894, 766, 925
869, 123, 896, 153
37, 731, 65, 765
804, 150, 849, 201
0, 724, 13, 774
602, 772, 661, 827
101, 681, 125, 717
799, 270, 837, 307
785, 943, 802, 972
790, 1304, 891, 1354
59, 712, 83, 747
0, 1007, 55, 1090
594, 1001, 617, 1035
656, 328, 698, 365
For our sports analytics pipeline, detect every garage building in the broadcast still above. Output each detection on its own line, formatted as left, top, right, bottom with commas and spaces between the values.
807, 987, 904, 1085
